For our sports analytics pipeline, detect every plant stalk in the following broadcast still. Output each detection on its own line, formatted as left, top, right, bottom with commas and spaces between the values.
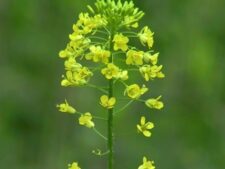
108, 31, 114, 169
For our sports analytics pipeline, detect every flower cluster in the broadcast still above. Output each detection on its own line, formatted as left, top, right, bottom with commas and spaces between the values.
57, 0, 164, 169
101, 63, 128, 80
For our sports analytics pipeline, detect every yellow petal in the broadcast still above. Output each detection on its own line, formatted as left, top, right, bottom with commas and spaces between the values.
61, 79, 70, 86
143, 130, 151, 137
59, 50, 67, 58
137, 124, 142, 132
100, 95, 108, 104
143, 156, 147, 163
140, 116, 145, 125
146, 122, 154, 129
108, 97, 116, 106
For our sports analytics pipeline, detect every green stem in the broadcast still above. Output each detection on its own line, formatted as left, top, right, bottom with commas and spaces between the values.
114, 100, 134, 115
108, 31, 114, 169
108, 79, 113, 169
93, 127, 108, 141
86, 84, 108, 94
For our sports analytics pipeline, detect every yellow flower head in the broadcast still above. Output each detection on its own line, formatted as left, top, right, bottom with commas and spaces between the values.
68, 162, 81, 169
138, 156, 155, 169
139, 65, 165, 81
79, 112, 95, 128
101, 63, 120, 79
145, 96, 164, 109
113, 33, 129, 52
137, 116, 154, 137
138, 26, 154, 48
85, 45, 111, 64
57, 100, 76, 114
100, 95, 116, 109
126, 50, 144, 65
143, 52, 159, 65
58, 2, 164, 166
124, 84, 148, 99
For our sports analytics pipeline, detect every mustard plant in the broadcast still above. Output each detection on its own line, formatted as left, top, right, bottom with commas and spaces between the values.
57, 0, 165, 169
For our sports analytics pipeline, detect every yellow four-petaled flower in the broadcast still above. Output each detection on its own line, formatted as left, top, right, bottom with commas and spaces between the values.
79, 112, 95, 128
143, 52, 159, 65
126, 49, 144, 65
68, 162, 81, 169
113, 33, 129, 52
85, 45, 111, 64
139, 65, 165, 81
125, 84, 148, 99
138, 156, 155, 169
101, 63, 120, 79
61, 66, 93, 87
57, 100, 76, 114
100, 95, 116, 109
137, 116, 154, 137
145, 96, 164, 109
138, 26, 154, 48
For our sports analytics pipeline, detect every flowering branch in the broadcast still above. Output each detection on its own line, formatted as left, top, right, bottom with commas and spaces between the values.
56, 0, 165, 169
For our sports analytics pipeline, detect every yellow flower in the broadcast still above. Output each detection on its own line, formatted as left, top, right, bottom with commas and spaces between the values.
59, 34, 91, 59
143, 52, 159, 65
68, 162, 81, 169
59, 45, 74, 58
126, 50, 144, 65
137, 116, 154, 137
116, 70, 129, 81
74, 67, 93, 84
69, 33, 84, 41
113, 33, 129, 52
73, 13, 107, 35
57, 100, 76, 114
77, 13, 94, 34
139, 65, 165, 81
85, 45, 110, 64
64, 57, 82, 71
138, 26, 154, 48
101, 63, 120, 79
59, 50, 68, 58
123, 15, 139, 28
61, 66, 93, 86
138, 156, 155, 169
100, 95, 116, 109
61, 71, 73, 86
79, 112, 95, 128
145, 96, 164, 109
124, 84, 148, 99
93, 14, 108, 28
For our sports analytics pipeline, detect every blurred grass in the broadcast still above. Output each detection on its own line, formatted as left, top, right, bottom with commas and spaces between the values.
0, 0, 225, 169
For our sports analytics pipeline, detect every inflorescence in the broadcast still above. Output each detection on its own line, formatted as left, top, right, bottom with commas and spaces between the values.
57, 0, 164, 169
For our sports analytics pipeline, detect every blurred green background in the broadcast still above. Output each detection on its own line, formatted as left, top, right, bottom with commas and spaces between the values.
1, 0, 225, 169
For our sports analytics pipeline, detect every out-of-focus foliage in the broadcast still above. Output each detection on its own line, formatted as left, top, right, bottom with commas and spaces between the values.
0, 0, 225, 169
